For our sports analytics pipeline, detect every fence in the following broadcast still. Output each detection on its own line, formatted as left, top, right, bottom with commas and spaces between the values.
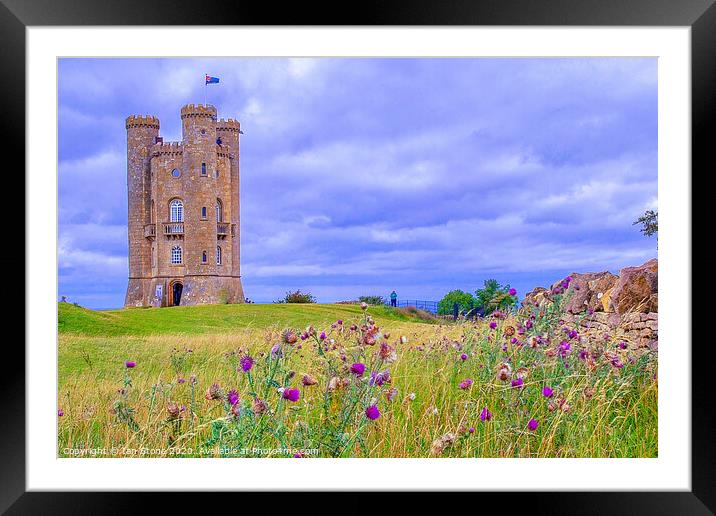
385, 299, 439, 314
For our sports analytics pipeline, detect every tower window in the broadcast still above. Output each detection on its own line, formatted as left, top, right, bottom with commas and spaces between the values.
216, 246, 222, 265
202, 251, 207, 263
171, 168, 181, 178
171, 245, 182, 264
169, 199, 184, 222
201, 206, 207, 219
201, 162, 207, 176
216, 199, 223, 223
215, 168, 219, 179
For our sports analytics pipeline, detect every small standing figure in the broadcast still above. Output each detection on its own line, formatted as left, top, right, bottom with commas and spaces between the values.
390, 290, 398, 307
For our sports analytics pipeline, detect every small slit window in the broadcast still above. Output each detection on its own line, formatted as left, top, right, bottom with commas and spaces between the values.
201, 206, 207, 219
216, 246, 222, 265
202, 251, 207, 263
201, 163, 207, 176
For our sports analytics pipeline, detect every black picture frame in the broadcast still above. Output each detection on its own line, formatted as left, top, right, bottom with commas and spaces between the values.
2, 0, 707, 512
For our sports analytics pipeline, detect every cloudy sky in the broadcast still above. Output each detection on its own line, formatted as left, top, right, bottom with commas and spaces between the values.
58, 58, 657, 309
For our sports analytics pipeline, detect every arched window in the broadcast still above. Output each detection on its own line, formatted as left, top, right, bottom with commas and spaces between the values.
216, 246, 222, 265
216, 198, 223, 223
202, 251, 207, 263
171, 245, 182, 264
150, 200, 155, 223
170, 199, 184, 222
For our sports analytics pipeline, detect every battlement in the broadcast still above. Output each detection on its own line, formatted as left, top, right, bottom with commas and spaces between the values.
180, 103, 217, 120
151, 141, 183, 157
216, 144, 234, 159
217, 118, 241, 132
126, 115, 160, 130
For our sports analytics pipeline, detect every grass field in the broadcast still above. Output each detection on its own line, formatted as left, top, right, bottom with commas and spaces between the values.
57, 294, 658, 458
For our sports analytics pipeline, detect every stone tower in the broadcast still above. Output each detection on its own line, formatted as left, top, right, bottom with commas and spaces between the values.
124, 104, 245, 307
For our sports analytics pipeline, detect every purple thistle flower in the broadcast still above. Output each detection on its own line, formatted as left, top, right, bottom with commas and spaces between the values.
369, 370, 391, 387
177, 377, 186, 384
319, 331, 327, 341
460, 353, 468, 361
125, 360, 136, 368
227, 389, 239, 406
365, 404, 381, 420
337, 319, 343, 325
611, 357, 624, 369
568, 329, 579, 340
480, 407, 492, 422
459, 378, 474, 390
58, 408, 64, 417
240, 355, 254, 372
350, 363, 366, 377
489, 321, 497, 330
282, 388, 300, 402
542, 386, 554, 398
270, 344, 283, 358
618, 341, 628, 350
509, 288, 517, 296
528, 418, 539, 431
468, 427, 475, 434
525, 320, 533, 329
511, 377, 524, 389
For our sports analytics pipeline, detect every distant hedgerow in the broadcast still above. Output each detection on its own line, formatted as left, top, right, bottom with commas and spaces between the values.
276, 290, 316, 304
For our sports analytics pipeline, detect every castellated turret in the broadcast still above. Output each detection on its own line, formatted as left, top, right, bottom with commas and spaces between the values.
124, 104, 245, 307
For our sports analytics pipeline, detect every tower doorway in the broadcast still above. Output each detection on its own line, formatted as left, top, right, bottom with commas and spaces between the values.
171, 281, 183, 306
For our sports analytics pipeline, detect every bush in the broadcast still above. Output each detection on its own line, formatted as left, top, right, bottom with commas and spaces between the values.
437, 290, 475, 316
275, 290, 316, 304
358, 295, 385, 305
474, 279, 517, 315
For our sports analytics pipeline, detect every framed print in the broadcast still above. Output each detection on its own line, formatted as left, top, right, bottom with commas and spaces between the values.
3, 0, 710, 512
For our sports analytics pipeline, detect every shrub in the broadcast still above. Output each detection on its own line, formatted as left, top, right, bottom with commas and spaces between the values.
437, 290, 476, 316
276, 290, 316, 304
474, 279, 517, 315
358, 295, 385, 305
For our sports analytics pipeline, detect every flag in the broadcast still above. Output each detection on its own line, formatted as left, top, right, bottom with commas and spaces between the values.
205, 75, 220, 84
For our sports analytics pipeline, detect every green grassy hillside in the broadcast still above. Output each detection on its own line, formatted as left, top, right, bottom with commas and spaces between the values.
58, 302, 437, 337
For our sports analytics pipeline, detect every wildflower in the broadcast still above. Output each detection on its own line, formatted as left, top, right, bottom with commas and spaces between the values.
363, 334, 376, 346
350, 363, 366, 377
58, 408, 64, 417
167, 402, 181, 419
459, 378, 474, 390
480, 407, 492, 422
496, 363, 512, 382
177, 377, 186, 384
528, 418, 539, 431
379, 342, 397, 363
125, 360, 136, 368
283, 388, 300, 402
583, 386, 595, 399
239, 355, 254, 372
270, 344, 283, 358
618, 341, 628, 350
468, 427, 475, 434
385, 387, 399, 402
337, 319, 343, 325
504, 325, 515, 337
407, 392, 416, 401
231, 404, 241, 418
578, 349, 589, 360
489, 321, 497, 330
301, 374, 318, 386
227, 389, 240, 406
360, 302, 368, 310
252, 397, 268, 416
319, 331, 327, 341
365, 405, 381, 420
568, 329, 579, 340
511, 378, 524, 389
509, 288, 517, 296
369, 370, 391, 387
525, 320, 533, 329
460, 353, 468, 361
400, 335, 408, 344
205, 383, 222, 400
189, 374, 198, 385
282, 330, 298, 344
430, 433, 456, 455
611, 356, 625, 369
542, 386, 554, 398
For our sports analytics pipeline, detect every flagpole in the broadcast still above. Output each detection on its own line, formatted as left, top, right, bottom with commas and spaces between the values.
204, 73, 207, 106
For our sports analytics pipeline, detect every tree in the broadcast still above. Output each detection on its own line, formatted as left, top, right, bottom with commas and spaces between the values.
437, 290, 475, 316
633, 210, 658, 237
474, 279, 516, 315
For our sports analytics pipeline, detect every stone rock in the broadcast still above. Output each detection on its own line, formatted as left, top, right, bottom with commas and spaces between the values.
608, 259, 658, 314
553, 271, 619, 314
